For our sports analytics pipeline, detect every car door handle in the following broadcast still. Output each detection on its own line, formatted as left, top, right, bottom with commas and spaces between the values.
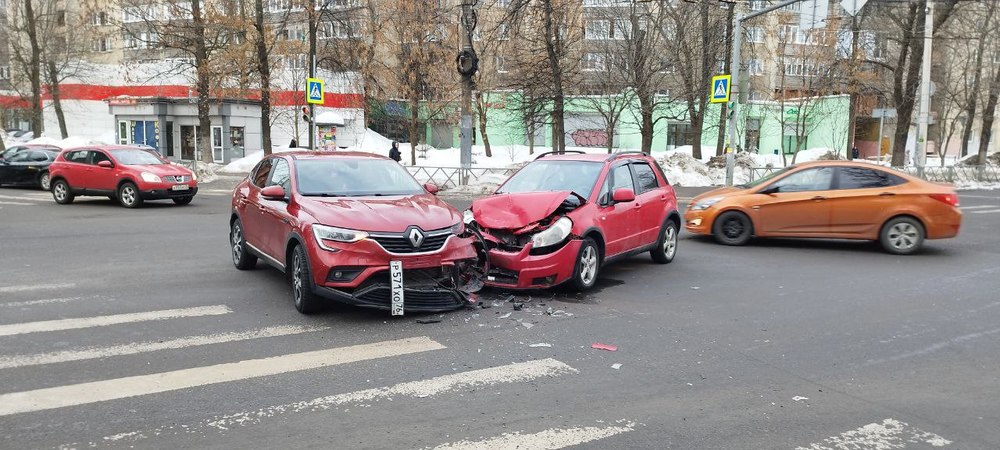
811, 196, 826, 201
879, 192, 895, 197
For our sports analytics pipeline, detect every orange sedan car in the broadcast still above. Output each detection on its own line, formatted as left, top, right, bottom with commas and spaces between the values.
684, 161, 961, 254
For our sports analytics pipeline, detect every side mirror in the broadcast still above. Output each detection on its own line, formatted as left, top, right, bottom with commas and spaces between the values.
97, 160, 113, 168
759, 185, 780, 195
261, 185, 287, 201
612, 188, 636, 203
423, 183, 440, 195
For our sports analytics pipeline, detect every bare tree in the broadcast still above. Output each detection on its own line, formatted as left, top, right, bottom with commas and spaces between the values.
7, 0, 45, 137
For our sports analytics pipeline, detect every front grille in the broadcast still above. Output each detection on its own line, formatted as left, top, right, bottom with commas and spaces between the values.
163, 175, 191, 183
350, 267, 464, 309
369, 229, 451, 254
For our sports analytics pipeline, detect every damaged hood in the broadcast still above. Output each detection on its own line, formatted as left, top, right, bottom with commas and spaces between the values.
472, 191, 577, 229
301, 194, 461, 233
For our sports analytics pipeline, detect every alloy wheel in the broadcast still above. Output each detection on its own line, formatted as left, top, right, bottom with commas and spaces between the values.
888, 223, 919, 251
580, 245, 598, 286
53, 182, 67, 201
120, 185, 136, 206
231, 223, 244, 265
663, 225, 677, 259
40, 173, 50, 191
722, 218, 744, 239
292, 252, 304, 307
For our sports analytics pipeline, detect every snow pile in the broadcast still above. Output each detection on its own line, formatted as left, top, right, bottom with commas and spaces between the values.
657, 152, 715, 187
956, 152, 1000, 166
792, 147, 839, 163
22, 135, 111, 148
219, 146, 304, 173
442, 173, 509, 195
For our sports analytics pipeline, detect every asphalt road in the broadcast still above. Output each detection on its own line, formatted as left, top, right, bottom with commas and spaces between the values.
1, 180, 998, 450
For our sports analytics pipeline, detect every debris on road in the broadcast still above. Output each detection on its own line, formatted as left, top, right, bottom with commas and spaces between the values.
611, 363, 622, 370
522, 322, 534, 329
416, 318, 442, 324
513, 302, 524, 311
528, 343, 552, 348
690, 286, 700, 290
591, 343, 618, 351
792, 396, 809, 402
498, 312, 512, 319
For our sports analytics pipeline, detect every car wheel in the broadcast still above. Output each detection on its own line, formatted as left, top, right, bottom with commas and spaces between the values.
651, 219, 679, 264
230, 219, 257, 270
880, 216, 925, 255
117, 182, 143, 208
38, 171, 51, 191
290, 244, 322, 314
173, 196, 194, 205
570, 237, 601, 291
713, 211, 753, 246
51, 179, 74, 204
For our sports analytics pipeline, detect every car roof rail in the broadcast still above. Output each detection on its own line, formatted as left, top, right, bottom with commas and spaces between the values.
605, 150, 647, 161
534, 150, 587, 160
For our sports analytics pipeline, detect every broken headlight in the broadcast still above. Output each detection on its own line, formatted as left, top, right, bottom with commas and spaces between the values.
530, 217, 573, 249
451, 221, 465, 235
463, 209, 475, 225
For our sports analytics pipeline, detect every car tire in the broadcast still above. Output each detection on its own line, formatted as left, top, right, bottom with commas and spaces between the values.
570, 237, 601, 291
51, 179, 74, 204
880, 216, 925, 255
230, 219, 257, 270
713, 211, 753, 246
173, 196, 194, 205
290, 244, 323, 314
38, 171, 51, 191
117, 182, 143, 208
651, 219, 679, 264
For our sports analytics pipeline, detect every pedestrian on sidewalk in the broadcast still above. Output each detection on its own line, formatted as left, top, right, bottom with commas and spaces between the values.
389, 141, 402, 163
289, 138, 298, 148
851, 145, 859, 160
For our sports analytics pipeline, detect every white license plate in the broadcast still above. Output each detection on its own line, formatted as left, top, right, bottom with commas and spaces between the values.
390, 261, 404, 316
171, 184, 190, 191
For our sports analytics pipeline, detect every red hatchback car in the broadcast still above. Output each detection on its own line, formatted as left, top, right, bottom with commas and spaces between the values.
48, 146, 197, 208
229, 152, 479, 314
467, 151, 680, 291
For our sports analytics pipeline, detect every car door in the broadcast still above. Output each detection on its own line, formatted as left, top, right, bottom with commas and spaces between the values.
595, 163, 641, 257
87, 150, 118, 192
241, 158, 274, 256
630, 161, 668, 247
754, 166, 835, 236
826, 166, 908, 236
259, 158, 295, 263
0, 151, 30, 184
60, 150, 91, 188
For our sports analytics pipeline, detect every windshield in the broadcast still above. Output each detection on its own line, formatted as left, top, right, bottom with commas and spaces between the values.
110, 149, 167, 165
295, 158, 424, 196
741, 165, 796, 189
497, 161, 603, 198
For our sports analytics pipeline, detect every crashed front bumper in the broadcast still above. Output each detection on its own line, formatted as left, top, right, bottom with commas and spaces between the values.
485, 239, 583, 289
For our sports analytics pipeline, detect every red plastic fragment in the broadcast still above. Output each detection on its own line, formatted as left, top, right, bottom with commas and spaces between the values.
591, 343, 618, 352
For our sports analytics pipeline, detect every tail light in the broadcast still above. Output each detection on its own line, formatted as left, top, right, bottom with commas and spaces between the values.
930, 193, 959, 207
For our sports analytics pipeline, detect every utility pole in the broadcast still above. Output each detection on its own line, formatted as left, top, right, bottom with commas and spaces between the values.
457, 0, 479, 182
716, 2, 735, 158
308, 5, 318, 150
915, 0, 934, 169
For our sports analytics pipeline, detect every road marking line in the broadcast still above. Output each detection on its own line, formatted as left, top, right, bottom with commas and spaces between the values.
959, 205, 997, 210
427, 421, 636, 450
0, 194, 48, 202
0, 200, 35, 205
797, 418, 951, 449
0, 283, 76, 294
0, 336, 444, 416
0, 324, 331, 369
865, 326, 1000, 366
970, 208, 1000, 214
0, 296, 84, 308
100, 358, 578, 444
0, 305, 232, 337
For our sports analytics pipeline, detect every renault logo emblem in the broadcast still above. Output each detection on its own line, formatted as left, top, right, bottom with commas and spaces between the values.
408, 228, 425, 248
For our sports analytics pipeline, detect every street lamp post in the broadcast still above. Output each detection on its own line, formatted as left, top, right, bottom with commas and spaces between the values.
308, 0, 333, 150
457, 0, 479, 183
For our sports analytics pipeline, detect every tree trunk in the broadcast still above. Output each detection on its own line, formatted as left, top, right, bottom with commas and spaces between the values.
640, 94, 654, 154
690, 111, 703, 161
475, 92, 491, 157
24, 0, 43, 138
551, 97, 565, 153
46, 60, 68, 139
606, 121, 615, 154
192, 0, 213, 165
408, 95, 419, 166
846, 14, 860, 160
254, 0, 272, 155
542, 0, 565, 154
961, 0, 993, 157
890, 4, 922, 167
977, 65, 1000, 165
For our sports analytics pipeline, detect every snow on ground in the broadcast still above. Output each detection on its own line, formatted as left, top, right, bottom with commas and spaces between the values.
21, 135, 112, 148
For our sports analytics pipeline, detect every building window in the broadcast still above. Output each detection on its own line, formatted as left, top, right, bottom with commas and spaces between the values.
319, 21, 353, 39
283, 54, 307, 70
495, 56, 507, 73
585, 20, 609, 40
582, 53, 606, 71
749, 0, 768, 11
0, 66, 10, 80
282, 26, 306, 41
748, 59, 764, 76
92, 11, 110, 26
57, 10, 66, 26
92, 37, 113, 53
746, 26, 764, 43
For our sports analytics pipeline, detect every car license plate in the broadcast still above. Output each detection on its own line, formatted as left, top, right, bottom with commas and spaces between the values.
172, 184, 190, 191
390, 261, 404, 316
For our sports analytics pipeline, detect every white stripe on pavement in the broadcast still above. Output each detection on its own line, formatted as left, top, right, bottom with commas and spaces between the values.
428, 422, 636, 450
0, 297, 84, 308
797, 418, 951, 449
0, 283, 76, 294
0, 194, 48, 202
0, 305, 232, 337
0, 324, 331, 369
0, 336, 444, 416
959, 205, 998, 210
0, 200, 35, 205
970, 208, 1000, 214
101, 358, 578, 444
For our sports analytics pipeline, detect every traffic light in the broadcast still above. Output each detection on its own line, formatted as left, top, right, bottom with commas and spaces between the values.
727, 101, 736, 120
302, 106, 311, 123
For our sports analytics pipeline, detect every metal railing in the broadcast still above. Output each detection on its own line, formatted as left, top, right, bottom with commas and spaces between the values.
406, 166, 519, 189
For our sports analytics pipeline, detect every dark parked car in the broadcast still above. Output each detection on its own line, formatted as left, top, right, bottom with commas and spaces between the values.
0, 148, 60, 190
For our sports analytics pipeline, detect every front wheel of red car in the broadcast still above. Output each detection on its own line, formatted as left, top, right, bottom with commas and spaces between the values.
651, 220, 678, 264
570, 238, 601, 291
230, 219, 257, 270
290, 244, 323, 314
117, 182, 144, 208
52, 179, 74, 204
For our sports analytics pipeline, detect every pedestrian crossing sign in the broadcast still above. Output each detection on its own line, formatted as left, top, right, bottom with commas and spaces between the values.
306, 78, 324, 105
710, 75, 731, 103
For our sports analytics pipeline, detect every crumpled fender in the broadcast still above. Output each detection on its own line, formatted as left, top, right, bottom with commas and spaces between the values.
471, 191, 575, 230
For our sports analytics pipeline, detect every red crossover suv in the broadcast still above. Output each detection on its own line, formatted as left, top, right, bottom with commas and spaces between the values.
229, 152, 480, 314
467, 151, 680, 291
48, 146, 198, 208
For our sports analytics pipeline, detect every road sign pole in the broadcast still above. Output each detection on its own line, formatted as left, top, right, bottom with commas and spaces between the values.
916, 0, 934, 168
726, 13, 743, 187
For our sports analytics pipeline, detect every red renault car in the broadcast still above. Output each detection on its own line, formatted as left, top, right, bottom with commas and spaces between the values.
48, 146, 197, 207
467, 151, 680, 291
229, 152, 480, 314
